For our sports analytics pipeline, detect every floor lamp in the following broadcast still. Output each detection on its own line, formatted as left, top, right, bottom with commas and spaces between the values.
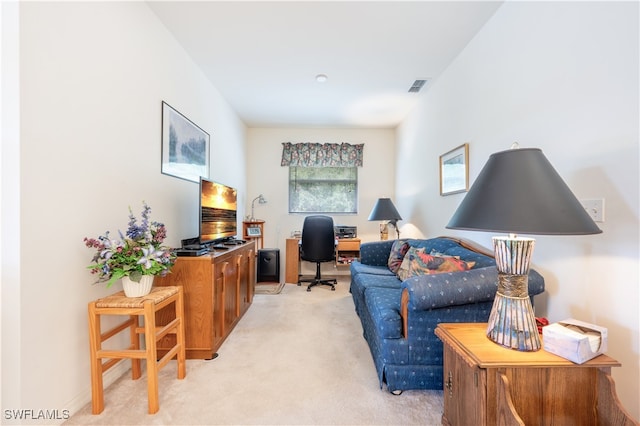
446, 146, 601, 351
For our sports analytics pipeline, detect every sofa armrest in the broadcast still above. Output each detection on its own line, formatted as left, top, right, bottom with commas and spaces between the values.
399, 267, 545, 337
359, 240, 397, 266
402, 266, 500, 310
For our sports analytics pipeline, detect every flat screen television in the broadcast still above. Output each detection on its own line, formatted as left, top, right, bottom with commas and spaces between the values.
199, 177, 238, 245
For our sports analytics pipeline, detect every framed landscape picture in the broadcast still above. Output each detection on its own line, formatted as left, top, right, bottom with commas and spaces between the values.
439, 143, 469, 196
161, 101, 210, 183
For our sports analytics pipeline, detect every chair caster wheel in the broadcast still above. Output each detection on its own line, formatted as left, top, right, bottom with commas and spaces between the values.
331, 287, 335, 291
307, 288, 311, 292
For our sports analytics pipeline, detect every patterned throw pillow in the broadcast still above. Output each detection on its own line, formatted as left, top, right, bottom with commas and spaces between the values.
387, 239, 410, 273
396, 247, 475, 281
396, 247, 425, 281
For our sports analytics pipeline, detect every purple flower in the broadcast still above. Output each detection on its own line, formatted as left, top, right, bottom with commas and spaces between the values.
136, 245, 162, 270
84, 202, 176, 287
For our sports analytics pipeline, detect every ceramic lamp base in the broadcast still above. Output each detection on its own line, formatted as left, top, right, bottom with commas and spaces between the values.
379, 223, 389, 240
486, 236, 541, 351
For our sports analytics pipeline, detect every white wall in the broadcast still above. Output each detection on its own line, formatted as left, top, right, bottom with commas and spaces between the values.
4, 0, 638, 421
1, 0, 21, 416
2, 2, 247, 422
246, 127, 395, 279
397, 1, 639, 417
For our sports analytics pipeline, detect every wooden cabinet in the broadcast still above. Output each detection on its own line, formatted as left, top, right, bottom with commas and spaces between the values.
336, 238, 360, 266
242, 220, 264, 249
435, 323, 636, 426
285, 238, 300, 284
155, 241, 256, 359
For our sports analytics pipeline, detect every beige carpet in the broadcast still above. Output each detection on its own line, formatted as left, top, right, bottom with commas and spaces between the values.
66, 278, 444, 425
254, 281, 286, 295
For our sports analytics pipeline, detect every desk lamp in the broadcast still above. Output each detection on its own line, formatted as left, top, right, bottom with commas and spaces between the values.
446, 145, 601, 351
368, 198, 403, 240
250, 194, 267, 221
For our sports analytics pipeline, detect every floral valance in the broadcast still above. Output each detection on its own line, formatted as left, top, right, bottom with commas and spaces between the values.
281, 142, 364, 167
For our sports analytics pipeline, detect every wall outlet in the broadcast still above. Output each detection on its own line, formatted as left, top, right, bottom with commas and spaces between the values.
581, 199, 605, 222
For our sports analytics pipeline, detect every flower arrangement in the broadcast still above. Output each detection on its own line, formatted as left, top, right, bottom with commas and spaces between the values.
84, 202, 176, 287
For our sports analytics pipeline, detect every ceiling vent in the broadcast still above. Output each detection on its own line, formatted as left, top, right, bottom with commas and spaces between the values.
408, 79, 428, 93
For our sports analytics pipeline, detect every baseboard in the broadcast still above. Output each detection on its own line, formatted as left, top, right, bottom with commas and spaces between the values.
63, 360, 131, 423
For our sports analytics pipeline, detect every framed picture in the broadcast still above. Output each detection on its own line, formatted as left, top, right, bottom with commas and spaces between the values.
247, 227, 262, 237
439, 143, 469, 196
161, 101, 210, 183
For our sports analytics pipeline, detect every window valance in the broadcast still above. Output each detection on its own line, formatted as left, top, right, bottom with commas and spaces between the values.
281, 142, 364, 167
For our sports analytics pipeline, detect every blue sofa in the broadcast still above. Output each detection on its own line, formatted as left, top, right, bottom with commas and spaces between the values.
349, 236, 545, 393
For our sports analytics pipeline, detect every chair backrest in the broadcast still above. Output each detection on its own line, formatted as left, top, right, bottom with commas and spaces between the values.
300, 215, 335, 262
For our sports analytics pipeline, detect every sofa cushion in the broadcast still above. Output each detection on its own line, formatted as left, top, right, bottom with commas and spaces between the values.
350, 270, 402, 321
365, 287, 403, 339
397, 247, 475, 281
387, 239, 410, 273
359, 240, 397, 266
351, 262, 396, 277
351, 272, 403, 306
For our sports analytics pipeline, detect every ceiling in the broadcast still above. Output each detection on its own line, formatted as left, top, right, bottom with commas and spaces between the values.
148, 1, 503, 128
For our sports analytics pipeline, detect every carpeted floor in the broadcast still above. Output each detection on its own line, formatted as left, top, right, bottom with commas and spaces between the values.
65, 277, 444, 425
254, 281, 286, 295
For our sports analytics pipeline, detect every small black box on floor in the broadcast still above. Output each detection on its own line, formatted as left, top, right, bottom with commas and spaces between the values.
257, 248, 280, 282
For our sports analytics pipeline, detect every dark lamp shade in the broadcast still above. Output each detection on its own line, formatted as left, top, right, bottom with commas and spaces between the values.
368, 198, 402, 222
446, 148, 602, 235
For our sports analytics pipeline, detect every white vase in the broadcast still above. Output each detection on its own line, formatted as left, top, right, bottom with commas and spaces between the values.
121, 275, 154, 297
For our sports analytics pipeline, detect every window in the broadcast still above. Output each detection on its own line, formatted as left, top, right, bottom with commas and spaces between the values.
289, 167, 357, 213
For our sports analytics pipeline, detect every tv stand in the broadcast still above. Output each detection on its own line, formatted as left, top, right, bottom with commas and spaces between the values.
155, 241, 257, 359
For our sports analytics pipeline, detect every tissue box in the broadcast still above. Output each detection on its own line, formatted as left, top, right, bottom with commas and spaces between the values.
542, 319, 607, 364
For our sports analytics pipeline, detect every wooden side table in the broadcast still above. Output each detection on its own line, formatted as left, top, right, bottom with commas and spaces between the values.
88, 286, 186, 414
435, 323, 636, 426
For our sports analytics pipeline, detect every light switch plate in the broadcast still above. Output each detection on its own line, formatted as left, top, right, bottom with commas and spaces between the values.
581, 199, 605, 222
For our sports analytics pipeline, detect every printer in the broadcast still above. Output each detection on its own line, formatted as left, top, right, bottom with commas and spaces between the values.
334, 225, 357, 239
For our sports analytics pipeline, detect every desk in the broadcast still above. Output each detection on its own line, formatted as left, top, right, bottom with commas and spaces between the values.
285, 238, 301, 283
285, 238, 361, 284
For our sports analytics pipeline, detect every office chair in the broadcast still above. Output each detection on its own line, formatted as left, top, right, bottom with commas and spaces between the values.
298, 215, 337, 291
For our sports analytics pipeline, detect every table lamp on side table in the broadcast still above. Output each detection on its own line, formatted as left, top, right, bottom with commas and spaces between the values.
250, 194, 267, 221
446, 145, 601, 351
368, 198, 402, 240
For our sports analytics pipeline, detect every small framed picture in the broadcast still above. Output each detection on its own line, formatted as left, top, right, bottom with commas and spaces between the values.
247, 227, 262, 237
439, 143, 469, 196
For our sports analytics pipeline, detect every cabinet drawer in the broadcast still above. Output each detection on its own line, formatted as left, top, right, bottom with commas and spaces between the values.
338, 241, 359, 251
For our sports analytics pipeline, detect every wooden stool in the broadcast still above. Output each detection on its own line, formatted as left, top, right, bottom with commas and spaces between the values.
88, 286, 186, 414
